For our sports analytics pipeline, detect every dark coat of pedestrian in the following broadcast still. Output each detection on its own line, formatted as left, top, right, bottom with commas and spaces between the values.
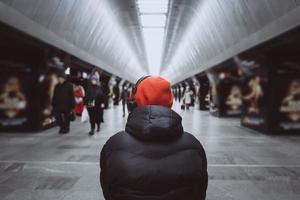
84, 75, 105, 136
100, 76, 208, 200
52, 72, 75, 134
120, 86, 129, 117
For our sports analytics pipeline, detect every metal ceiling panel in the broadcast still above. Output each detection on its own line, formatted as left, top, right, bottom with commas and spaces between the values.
0, 0, 147, 82
267, 0, 297, 17
242, 0, 275, 28
10, 0, 41, 19
107, 0, 147, 71
32, 0, 61, 27
2, 0, 299, 83
71, 1, 99, 47
0, 0, 11, 5
48, 0, 77, 38
161, 0, 300, 84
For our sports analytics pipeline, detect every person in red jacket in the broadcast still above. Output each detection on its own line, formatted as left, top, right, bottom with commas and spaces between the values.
100, 76, 208, 200
74, 84, 85, 116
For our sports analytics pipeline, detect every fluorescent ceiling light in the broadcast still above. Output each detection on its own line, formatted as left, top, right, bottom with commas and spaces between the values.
137, 0, 169, 4
140, 14, 166, 27
139, 5, 168, 13
137, 0, 169, 13
143, 28, 165, 75
137, 0, 170, 75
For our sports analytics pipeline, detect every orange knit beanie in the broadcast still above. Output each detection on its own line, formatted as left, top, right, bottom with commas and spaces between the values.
134, 76, 173, 108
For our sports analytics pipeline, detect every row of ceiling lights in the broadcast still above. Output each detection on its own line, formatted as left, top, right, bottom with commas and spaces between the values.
136, 0, 170, 75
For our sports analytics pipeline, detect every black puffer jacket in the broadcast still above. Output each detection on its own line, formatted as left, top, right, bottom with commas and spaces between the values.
100, 105, 208, 200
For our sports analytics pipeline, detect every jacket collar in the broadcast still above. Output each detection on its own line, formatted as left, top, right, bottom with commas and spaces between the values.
125, 105, 183, 142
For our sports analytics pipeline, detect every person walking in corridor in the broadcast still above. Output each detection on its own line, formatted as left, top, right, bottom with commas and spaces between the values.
74, 83, 85, 116
120, 85, 129, 117
84, 75, 105, 136
100, 76, 208, 200
183, 87, 193, 110
52, 71, 75, 134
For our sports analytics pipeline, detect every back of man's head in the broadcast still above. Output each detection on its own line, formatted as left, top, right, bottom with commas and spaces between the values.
134, 76, 173, 108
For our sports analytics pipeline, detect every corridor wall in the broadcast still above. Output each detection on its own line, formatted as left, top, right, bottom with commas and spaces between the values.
236, 27, 300, 134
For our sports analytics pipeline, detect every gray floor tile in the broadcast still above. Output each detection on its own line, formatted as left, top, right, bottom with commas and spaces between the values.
0, 103, 299, 200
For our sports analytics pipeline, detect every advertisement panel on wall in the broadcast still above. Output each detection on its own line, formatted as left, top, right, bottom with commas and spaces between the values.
269, 60, 300, 134
0, 63, 33, 131
234, 56, 268, 132
223, 81, 243, 116
278, 78, 300, 131
241, 74, 267, 130
207, 60, 243, 117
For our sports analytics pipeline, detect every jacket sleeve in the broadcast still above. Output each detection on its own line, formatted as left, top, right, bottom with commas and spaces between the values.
52, 85, 58, 108
97, 88, 106, 106
196, 140, 208, 200
69, 84, 75, 109
120, 91, 124, 101
100, 142, 112, 199
200, 146, 208, 200
83, 86, 89, 105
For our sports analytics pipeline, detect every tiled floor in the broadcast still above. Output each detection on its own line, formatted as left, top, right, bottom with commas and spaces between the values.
0, 102, 300, 200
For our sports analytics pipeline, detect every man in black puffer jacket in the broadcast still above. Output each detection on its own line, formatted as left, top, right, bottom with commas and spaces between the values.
100, 76, 208, 200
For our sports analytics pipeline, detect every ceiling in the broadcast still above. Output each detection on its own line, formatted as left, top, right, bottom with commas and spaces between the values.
1, 0, 300, 84
161, 0, 300, 84
0, 0, 147, 83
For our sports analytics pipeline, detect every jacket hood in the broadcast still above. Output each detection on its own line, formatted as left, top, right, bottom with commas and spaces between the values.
125, 105, 183, 142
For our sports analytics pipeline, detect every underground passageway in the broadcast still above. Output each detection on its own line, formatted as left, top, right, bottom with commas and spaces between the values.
0, 103, 300, 200
1, 0, 300, 199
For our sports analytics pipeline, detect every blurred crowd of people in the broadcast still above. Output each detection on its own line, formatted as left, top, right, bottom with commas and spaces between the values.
173, 87, 198, 110
50, 62, 201, 137
51, 69, 106, 136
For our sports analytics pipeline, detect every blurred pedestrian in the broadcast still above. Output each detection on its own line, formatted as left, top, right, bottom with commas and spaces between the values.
120, 85, 129, 117
74, 84, 85, 116
84, 75, 105, 136
183, 87, 193, 110
52, 71, 75, 134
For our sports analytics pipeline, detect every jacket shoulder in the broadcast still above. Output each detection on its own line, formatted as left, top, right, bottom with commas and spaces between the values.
66, 82, 74, 88
181, 132, 207, 160
102, 131, 133, 151
100, 131, 129, 167
181, 132, 205, 149
102, 131, 204, 150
